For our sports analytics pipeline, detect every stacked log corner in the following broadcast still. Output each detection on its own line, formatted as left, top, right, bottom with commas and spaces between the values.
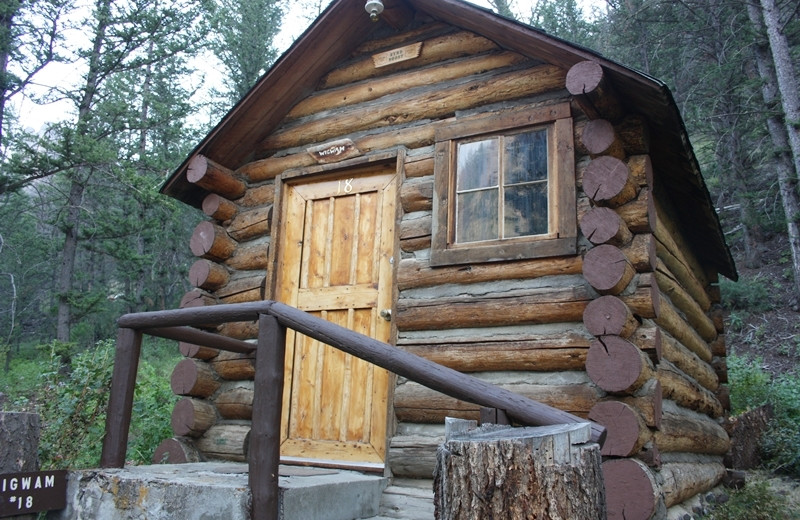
572, 60, 730, 519
153, 151, 271, 464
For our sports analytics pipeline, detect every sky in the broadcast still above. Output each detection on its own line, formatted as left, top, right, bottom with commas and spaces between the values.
14, 0, 607, 133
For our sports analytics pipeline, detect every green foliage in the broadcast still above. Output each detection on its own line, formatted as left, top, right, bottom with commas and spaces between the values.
127, 339, 181, 463
704, 479, 797, 519
2, 338, 180, 470
728, 354, 800, 477
209, 0, 284, 104
0, 353, 46, 407
526, 0, 597, 49
38, 340, 116, 469
720, 275, 773, 312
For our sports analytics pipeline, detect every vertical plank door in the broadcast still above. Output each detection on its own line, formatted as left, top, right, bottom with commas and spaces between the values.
274, 163, 397, 469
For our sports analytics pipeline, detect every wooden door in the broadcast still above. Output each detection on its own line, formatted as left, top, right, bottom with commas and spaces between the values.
274, 163, 397, 469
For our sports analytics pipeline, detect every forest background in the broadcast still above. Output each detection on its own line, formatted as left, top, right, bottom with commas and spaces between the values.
0, 0, 799, 493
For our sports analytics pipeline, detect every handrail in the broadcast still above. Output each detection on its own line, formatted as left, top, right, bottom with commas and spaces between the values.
100, 300, 605, 520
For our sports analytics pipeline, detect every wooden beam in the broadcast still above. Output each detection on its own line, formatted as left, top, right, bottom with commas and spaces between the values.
100, 327, 142, 468
249, 314, 286, 520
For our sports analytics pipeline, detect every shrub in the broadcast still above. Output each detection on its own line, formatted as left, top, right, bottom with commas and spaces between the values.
32, 338, 179, 469
38, 340, 115, 469
728, 354, 800, 477
719, 275, 772, 312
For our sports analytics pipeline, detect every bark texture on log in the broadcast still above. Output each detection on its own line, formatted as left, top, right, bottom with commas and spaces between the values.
654, 401, 730, 455
657, 360, 723, 418
394, 375, 600, 424
216, 383, 255, 419
434, 421, 605, 520
195, 424, 250, 462
397, 256, 582, 291
659, 459, 726, 508
0, 412, 40, 473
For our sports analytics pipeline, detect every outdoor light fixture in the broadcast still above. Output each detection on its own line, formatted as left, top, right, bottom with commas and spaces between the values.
365, 0, 384, 22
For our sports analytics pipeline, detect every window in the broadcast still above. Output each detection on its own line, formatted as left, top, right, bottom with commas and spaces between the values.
431, 103, 576, 266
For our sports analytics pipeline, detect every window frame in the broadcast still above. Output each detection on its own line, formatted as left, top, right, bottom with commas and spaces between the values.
431, 102, 576, 266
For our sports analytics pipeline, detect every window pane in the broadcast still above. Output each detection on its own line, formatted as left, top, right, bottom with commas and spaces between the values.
456, 189, 498, 242
504, 130, 547, 185
457, 139, 499, 191
504, 183, 547, 238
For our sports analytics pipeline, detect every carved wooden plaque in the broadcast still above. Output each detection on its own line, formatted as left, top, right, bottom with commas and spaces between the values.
307, 139, 361, 164
372, 42, 423, 68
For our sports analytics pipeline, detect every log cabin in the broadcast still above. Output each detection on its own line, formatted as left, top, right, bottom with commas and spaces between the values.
158, 0, 738, 518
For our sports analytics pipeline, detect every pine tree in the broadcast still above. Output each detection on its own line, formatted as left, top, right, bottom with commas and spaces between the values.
209, 0, 285, 105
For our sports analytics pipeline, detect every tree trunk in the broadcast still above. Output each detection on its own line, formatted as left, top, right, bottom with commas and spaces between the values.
434, 419, 605, 519
56, 179, 85, 342
55, 0, 111, 342
749, 0, 800, 295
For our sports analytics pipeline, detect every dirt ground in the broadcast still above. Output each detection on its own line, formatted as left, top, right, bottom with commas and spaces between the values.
724, 233, 800, 374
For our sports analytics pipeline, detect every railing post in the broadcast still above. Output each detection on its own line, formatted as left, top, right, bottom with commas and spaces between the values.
249, 314, 287, 520
100, 327, 143, 468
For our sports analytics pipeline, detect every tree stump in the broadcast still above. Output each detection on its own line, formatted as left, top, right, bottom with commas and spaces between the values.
433, 418, 606, 519
0, 412, 40, 473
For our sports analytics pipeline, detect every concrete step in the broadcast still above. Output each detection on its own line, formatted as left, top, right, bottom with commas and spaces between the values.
52, 462, 388, 520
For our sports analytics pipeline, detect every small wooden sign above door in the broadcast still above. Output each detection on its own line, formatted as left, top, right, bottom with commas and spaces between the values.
307, 139, 361, 164
372, 42, 423, 68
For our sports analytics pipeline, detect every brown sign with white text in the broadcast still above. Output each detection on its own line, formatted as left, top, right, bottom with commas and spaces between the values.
0, 470, 67, 517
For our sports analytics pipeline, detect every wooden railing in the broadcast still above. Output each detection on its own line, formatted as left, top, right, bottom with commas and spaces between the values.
100, 300, 605, 520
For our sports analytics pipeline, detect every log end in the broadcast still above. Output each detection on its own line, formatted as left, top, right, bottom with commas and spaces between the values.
586, 336, 644, 393
583, 294, 635, 337
190, 221, 217, 257
583, 155, 631, 204
579, 206, 627, 246
186, 155, 209, 184
589, 401, 644, 457
603, 458, 659, 520
170, 359, 208, 396
581, 119, 616, 155
152, 437, 201, 464
583, 244, 634, 294
566, 60, 604, 96
171, 398, 196, 437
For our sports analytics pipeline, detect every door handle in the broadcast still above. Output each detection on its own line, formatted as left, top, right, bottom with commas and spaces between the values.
379, 309, 392, 321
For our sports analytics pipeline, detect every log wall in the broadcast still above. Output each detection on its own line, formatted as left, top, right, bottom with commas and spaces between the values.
161, 19, 730, 520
